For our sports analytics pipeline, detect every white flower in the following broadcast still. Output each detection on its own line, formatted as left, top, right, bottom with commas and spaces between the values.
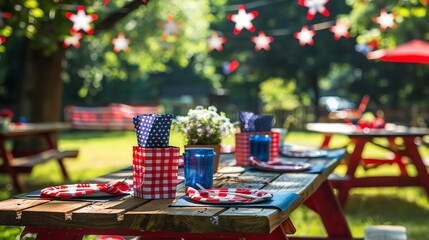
172, 105, 236, 145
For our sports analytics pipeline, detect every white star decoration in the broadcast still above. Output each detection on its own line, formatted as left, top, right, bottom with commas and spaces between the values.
159, 15, 183, 40
65, 5, 98, 35
112, 32, 130, 53
298, 0, 330, 20
329, 20, 350, 40
294, 26, 316, 46
374, 9, 396, 31
228, 4, 259, 35
208, 32, 227, 51
63, 33, 83, 48
251, 32, 274, 51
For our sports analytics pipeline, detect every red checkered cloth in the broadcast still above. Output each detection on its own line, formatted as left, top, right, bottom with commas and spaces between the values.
235, 131, 279, 166
133, 146, 180, 199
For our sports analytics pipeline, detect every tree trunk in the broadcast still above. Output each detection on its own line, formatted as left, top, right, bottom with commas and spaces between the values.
21, 42, 65, 123
14, 40, 65, 154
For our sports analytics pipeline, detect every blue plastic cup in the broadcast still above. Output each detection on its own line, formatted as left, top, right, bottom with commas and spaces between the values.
183, 148, 215, 189
249, 135, 271, 162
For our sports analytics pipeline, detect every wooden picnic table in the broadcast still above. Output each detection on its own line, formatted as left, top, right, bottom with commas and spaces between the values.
0, 153, 354, 240
306, 122, 429, 207
0, 122, 79, 193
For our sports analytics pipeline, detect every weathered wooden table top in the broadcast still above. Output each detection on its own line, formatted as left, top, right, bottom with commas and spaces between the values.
0, 122, 70, 138
0, 154, 341, 234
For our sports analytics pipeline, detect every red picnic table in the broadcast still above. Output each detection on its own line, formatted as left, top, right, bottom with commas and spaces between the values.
306, 122, 429, 207
0, 122, 79, 193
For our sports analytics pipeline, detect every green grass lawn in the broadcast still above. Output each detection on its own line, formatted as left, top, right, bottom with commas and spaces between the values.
1, 130, 428, 239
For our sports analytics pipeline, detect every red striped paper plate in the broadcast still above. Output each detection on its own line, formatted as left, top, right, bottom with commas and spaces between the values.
186, 186, 272, 204
40, 181, 131, 199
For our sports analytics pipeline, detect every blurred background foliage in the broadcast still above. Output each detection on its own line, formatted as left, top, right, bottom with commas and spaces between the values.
0, 0, 428, 126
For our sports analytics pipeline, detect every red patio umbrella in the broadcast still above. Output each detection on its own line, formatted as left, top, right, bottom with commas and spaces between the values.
366, 39, 429, 64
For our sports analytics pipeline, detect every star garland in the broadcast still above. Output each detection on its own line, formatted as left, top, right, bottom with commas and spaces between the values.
65, 5, 98, 35
208, 31, 227, 51
329, 20, 350, 40
374, 9, 396, 31
63, 33, 83, 48
228, 4, 259, 35
294, 26, 316, 46
31, 0, 418, 55
112, 32, 130, 53
158, 15, 183, 40
298, 0, 330, 20
251, 31, 274, 51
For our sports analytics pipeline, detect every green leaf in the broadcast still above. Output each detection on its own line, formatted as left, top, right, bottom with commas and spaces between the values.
396, 7, 410, 17
30, 8, 44, 18
24, 0, 39, 9
411, 7, 427, 17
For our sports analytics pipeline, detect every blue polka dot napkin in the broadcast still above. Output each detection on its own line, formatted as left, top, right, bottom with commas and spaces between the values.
238, 111, 274, 132
133, 114, 173, 148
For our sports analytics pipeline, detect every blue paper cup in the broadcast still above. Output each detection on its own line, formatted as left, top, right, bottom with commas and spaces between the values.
183, 148, 215, 189
249, 135, 271, 162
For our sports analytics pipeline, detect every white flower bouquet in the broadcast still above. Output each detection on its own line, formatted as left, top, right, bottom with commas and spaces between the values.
173, 105, 236, 145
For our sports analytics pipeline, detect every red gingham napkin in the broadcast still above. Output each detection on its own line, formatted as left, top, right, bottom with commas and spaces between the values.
235, 131, 279, 166
40, 181, 131, 199
133, 146, 179, 199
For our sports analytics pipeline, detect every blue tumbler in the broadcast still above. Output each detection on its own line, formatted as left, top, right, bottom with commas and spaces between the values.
249, 135, 271, 162
183, 148, 216, 189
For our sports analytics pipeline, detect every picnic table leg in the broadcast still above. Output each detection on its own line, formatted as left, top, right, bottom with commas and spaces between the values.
321, 134, 332, 148
303, 181, 353, 240
388, 138, 408, 176
403, 136, 429, 196
336, 138, 367, 207
45, 132, 70, 181
0, 138, 23, 193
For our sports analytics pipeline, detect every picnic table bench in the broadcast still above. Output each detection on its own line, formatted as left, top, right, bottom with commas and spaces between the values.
0, 122, 79, 193
64, 104, 163, 130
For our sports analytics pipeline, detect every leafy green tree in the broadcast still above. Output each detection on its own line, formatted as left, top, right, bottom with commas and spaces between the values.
207, 0, 360, 118
259, 77, 302, 127
345, 0, 429, 122
0, 0, 212, 123
259, 78, 300, 113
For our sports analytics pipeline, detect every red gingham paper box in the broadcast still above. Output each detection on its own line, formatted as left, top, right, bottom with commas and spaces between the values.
235, 131, 279, 166
133, 146, 180, 199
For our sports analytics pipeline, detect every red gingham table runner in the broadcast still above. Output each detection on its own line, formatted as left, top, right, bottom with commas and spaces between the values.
133, 146, 179, 199
235, 131, 279, 166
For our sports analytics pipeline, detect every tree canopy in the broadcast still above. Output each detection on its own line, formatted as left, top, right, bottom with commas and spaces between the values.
0, 0, 428, 125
